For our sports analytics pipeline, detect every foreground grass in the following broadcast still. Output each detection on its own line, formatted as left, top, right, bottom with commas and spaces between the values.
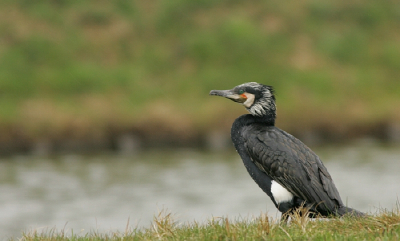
17, 208, 400, 241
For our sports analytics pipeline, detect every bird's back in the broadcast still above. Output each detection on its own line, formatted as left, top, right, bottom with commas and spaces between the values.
234, 115, 344, 214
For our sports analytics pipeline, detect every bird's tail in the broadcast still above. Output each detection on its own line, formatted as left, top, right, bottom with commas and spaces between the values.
335, 206, 366, 217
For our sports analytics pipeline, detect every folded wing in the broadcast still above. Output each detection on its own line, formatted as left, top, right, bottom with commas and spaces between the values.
242, 124, 343, 213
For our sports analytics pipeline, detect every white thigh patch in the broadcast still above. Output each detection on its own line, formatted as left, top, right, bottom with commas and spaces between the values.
271, 180, 294, 203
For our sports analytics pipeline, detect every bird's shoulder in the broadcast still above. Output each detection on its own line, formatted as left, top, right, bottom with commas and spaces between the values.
241, 124, 317, 168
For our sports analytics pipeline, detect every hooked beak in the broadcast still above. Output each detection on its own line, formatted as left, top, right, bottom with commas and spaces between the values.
209, 89, 246, 103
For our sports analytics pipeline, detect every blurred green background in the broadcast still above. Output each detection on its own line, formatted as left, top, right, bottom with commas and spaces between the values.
1, 0, 400, 154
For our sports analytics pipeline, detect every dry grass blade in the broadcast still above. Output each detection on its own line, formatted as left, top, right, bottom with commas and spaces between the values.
256, 212, 271, 236
288, 205, 313, 234
225, 217, 230, 236
151, 209, 176, 239
279, 226, 292, 241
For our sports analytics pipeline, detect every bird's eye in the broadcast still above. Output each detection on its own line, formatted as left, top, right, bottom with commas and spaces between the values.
238, 89, 244, 94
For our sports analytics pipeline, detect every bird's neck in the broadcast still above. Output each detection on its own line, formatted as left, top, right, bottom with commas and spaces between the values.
236, 113, 276, 127
231, 113, 275, 154
256, 113, 276, 126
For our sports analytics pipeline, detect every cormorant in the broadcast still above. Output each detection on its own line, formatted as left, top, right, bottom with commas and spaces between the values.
210, 82, 364, 220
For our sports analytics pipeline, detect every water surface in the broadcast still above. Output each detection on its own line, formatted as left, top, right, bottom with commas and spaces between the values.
0, 144, 399, 239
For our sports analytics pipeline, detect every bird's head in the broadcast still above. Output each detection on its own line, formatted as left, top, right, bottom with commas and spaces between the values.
210, 82, 276, 119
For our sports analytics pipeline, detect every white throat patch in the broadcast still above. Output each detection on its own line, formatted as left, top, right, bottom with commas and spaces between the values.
271, 180, 293, 203
242, 93, 255, 108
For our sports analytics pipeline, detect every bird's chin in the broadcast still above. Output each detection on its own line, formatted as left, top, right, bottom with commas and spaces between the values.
228, 95, 246, 103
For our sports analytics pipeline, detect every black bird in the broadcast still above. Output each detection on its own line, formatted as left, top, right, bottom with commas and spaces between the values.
210, 82, 364, 220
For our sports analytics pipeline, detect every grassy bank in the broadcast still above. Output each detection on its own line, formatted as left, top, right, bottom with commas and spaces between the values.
1, 1, 400, 153
17, 208, 400, 240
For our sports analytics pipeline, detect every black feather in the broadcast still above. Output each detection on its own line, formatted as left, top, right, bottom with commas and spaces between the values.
211, 82, 364, 218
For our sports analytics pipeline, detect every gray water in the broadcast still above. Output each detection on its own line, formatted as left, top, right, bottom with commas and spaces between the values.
1, 144, 400, 239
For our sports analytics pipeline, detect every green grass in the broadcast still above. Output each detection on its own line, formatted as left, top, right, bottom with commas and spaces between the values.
16, 207, 400, 240
1, 0, 400, 143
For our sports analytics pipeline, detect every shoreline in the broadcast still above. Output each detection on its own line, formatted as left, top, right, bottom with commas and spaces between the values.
1, 119, 399, 156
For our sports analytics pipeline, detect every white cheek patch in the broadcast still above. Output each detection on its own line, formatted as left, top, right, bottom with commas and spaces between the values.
243, 93, 255, 108
271, 180, 294, 203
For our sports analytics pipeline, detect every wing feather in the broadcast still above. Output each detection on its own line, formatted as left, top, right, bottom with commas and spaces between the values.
243, 124, 343, 211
